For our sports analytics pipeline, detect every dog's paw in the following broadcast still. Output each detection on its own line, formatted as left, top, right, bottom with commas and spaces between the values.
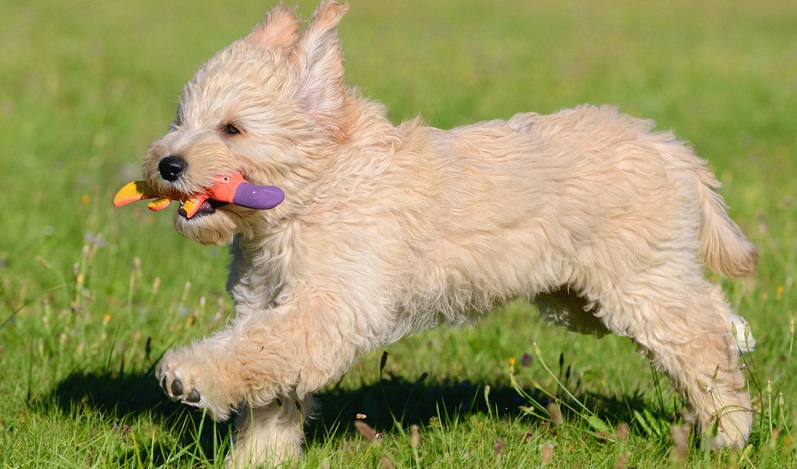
156, 353, 205, 406
155, 348, 233, 420
157, 364, 202, 405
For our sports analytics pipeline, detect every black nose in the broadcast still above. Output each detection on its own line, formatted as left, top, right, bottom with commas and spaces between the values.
158, 155, 187, 182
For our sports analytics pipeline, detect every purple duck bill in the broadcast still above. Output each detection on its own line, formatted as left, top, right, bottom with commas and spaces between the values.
232, 183, 285, 210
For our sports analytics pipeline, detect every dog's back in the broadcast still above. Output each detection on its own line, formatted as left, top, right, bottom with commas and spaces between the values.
390, 105, 755, 327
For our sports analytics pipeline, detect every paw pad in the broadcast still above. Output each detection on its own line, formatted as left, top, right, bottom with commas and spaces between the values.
159, 372, 203, 407
170, 379, 183, 396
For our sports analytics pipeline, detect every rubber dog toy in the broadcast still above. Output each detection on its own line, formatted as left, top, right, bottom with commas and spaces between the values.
114, 172, 284, 219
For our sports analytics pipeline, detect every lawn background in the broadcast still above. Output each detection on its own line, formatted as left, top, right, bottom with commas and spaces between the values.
1, 0, 795, 467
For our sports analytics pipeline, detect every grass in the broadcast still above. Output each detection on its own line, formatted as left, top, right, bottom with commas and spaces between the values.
1, 0, 796, 466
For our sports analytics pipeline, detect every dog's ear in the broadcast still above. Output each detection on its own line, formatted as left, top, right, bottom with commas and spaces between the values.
291, 0, 350, 140
245, 4, 301, 52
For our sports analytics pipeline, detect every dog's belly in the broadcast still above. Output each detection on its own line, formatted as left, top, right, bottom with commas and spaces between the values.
533, 287, 609, 336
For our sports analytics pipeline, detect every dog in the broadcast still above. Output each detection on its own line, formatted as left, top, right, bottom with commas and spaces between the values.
135, 1, 758, 466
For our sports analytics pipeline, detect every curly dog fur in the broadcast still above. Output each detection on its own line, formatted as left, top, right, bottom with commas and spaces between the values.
135, 2, 758, 465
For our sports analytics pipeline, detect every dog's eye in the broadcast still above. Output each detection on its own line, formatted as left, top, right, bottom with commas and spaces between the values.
223, 123, 241, 135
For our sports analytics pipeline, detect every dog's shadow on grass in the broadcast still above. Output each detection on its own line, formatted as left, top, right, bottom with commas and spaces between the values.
310, 367, 655, 446
42, 366, 229, 465
48, 367, 165, 417
43, 358, 659, 462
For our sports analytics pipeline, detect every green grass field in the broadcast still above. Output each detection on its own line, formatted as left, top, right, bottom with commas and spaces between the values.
2, 0, 796, 467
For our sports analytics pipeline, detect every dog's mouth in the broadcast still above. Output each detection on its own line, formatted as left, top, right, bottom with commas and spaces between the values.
177, 198, 228, 219
114, 171, 284, 220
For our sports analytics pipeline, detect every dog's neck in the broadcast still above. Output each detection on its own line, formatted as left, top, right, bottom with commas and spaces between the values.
338, 91, 398, 147
226, 219, 300, 315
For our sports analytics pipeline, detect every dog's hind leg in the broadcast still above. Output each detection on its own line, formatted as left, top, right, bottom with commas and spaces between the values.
593, 269, 752, 448
227, 395, 314, 468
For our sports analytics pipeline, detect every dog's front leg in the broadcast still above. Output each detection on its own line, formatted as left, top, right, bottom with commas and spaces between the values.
156, 327, 242, 421
227, 396, 315, 468
157, 284, 374, 459
157, 331, 319, 467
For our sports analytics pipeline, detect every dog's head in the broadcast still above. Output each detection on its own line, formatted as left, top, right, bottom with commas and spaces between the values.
143, 1, 351, 245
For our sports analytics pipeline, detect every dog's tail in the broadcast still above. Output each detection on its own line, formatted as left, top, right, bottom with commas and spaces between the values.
694, 165, 758, 278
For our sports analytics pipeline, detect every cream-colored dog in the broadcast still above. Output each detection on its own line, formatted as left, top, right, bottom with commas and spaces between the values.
139, 1, 758, 466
